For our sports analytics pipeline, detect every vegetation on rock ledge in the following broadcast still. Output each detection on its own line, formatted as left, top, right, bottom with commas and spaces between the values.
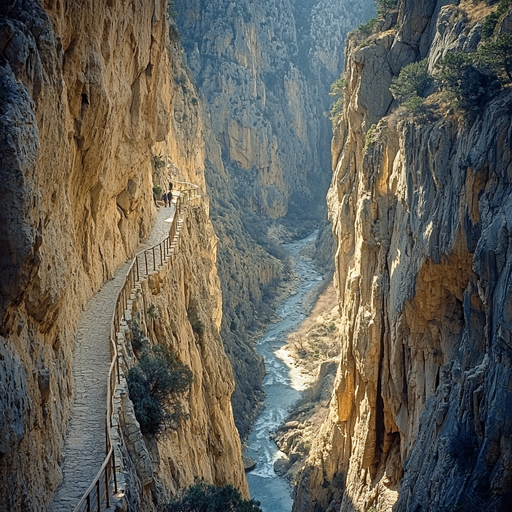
127, 344, 193, 436
389, 33, 512, 117
329, 75, 346, 120
435, 30, 512, 117
390, 58, 433, 114
481, 0, 512, 39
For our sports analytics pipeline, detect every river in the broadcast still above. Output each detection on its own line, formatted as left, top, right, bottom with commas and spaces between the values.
245, 230, 324, 512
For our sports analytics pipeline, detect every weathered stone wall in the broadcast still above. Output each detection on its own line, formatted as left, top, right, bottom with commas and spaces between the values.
295, 1, 512, 511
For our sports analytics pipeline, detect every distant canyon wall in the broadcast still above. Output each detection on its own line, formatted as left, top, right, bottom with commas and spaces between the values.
0, 0, 245, 509
175, 0, 375, 437
295, 1, 512, 511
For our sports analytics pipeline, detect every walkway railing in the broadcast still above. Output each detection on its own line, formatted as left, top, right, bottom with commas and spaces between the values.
73, 183, 199, 512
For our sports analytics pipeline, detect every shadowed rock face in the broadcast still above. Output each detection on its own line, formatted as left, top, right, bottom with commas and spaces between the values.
174, 0, 375, 438
0, 0, 164, 507
294, 1, 512, 511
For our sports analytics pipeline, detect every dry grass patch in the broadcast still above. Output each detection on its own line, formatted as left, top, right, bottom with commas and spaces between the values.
458, 0, 495, 24
285, 283, 340, 374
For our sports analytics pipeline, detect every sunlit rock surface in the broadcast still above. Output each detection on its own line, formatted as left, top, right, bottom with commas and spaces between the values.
0, 0, 246, 509
295, 1, 512, 511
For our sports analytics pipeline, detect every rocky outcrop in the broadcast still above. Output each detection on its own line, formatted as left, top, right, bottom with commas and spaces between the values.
295, 1, 512, 511
0, 0, 246, 509
175, 0, 375, 437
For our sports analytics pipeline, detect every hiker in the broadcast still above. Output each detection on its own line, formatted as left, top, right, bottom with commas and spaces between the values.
168, 182, 173, 203
163, 192, 168, 207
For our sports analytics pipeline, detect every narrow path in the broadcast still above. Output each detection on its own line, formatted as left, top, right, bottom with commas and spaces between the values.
48, 204, 176, 512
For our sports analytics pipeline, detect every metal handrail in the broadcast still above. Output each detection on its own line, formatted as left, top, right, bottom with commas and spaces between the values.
72, 188, 199, 512
170, 180, 199, 190
73, 447, 115, 512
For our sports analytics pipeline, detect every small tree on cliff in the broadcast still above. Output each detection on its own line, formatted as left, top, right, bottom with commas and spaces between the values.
390, 59, 433, 100
329, 75, 346, 120
477, 34, 512, 83
127, 344, 193, 436
375, 0, 398, 17
481, 0, 512, 39
390, 58, 433, 114
435, 51, 500, 115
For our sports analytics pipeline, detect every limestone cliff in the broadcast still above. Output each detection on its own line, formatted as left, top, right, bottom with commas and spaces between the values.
295, 1, 512, 511
174, 0, 375, 437
0, 0, 246, 509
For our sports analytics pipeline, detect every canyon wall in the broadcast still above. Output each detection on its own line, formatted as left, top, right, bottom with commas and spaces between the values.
174, 0, 375, 437
0, 0, 245, 509
295, 1, 512, 511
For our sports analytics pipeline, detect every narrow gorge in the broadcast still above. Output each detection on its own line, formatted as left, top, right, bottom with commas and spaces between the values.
1, 0, 511, 512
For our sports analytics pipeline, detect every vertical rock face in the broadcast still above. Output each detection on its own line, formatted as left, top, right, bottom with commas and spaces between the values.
0, 0, 245, 509
174, 0, 375, 437
296, 1, 512, 511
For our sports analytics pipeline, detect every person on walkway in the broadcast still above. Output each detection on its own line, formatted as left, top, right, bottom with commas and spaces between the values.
168, 182, 173, 204
163, 192, 168, 207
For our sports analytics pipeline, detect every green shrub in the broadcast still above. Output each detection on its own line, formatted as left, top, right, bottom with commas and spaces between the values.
435, 51, 500, 115
127, 345, 193, 436
364, 124, 377, 150
165, 484, 262, 512
147, 304, 158, 319
375, 0, 398, 17
131, 321, 147, 353
356, 17, 378, 36
390, 59, 433, 101
153, 154, 166, 170
482, 11, 501, 40
330, 76, 346, 97
329, 96, 344, 120
167, 0, 177, 19
481, 0, 512, 39
403, 95, 428, 115
329, 75, 346, 120
152, 184, 162, 200
477, 33, 512, 83
433, 24, 511, 117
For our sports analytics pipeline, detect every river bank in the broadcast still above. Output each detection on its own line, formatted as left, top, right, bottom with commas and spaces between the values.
244, 230, 339, 512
